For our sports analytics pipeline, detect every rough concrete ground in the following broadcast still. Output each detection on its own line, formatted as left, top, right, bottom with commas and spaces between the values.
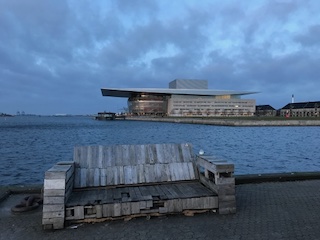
1, 180, 320, 240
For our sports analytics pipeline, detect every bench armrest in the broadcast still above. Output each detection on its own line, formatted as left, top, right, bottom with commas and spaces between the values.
196, 155, 234, 183
196, 155, 236, 214
42, 161, 75, 230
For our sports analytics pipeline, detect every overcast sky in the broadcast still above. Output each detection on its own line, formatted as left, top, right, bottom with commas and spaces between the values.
1, 0, 319, 115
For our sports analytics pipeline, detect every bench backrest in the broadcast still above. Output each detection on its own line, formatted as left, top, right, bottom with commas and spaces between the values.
73, 143, 198, 188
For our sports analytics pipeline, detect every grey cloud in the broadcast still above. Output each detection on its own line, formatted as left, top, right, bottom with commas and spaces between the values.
0, 0, 319, 114
295, 25, 320, 47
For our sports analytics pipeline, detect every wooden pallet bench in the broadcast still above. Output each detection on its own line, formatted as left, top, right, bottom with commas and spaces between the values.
42, 143, 236, 230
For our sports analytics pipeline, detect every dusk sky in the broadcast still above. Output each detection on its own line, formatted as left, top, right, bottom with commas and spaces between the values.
1, 0, 319, 115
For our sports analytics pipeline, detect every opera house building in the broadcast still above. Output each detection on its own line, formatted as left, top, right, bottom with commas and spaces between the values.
101, 79, 256, 117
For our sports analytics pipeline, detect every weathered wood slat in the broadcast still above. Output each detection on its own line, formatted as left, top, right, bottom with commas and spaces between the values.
136, 145, 146, 165
122, 145, 130, 166
72, 143, 198, 187
196, 156, 234, 173
180, 143, 193, 163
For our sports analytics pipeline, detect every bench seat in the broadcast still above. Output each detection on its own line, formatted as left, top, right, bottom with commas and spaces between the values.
65, 181, 218, 220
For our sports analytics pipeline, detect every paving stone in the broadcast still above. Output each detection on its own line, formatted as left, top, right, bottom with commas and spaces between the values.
1, 180, 320, 240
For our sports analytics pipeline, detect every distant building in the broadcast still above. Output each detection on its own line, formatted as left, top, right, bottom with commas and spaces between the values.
101, 79, 257, 117
255, 105, 277, 116
280, 101, 320, 117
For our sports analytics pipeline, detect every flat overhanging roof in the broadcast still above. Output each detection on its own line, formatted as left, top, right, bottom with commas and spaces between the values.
101, 88, 258, 98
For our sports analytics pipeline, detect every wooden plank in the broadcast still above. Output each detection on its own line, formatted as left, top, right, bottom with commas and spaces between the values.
102, 146, 112, 168
121, 202, 131, 215
43, 196, 65, 205
96, 145, 103, 169
219, 201, 236, 214
147, 185, 160, 199
120, 187, 130, 202
87, 145, 95, 168
155, 144, 165, 163
138, 186, 150, 197
188, 162, 197, 180
169, 163, 177, 181
164, 199, 174, 212
171, 184, 188, 198
144, 164, 155, 183
137, 164, 145, 184
113, 203, 121, 217
45, 165, 71, 179
172, 198, 183, 212
208, 196, 219, 209
113, 188, 122, 201
199, 174, 218, 194
74, 167, 81, 188
43, 189, 65, 197
133, 186, 143, 200
199, 155, 227, 163
218, 195, 236, 202
106, 167, 115, 185
43, 211, 65, 219
121, 145, 130, 166
80, 168, 87, 188
118, 166, 125, 184
154, 185, 168, 200
181, 162, 190, 180
176, 183, 197, 198
44, 179, 65, 190
73, 146, 82, 164
96, 205, 103, 218
102, 204, 113, 217
86, 169, 94, 187
124, 165, 138, 184
129, 144, 137, 165
180, 143, 193, 163
197, 157, 234, 173
113, 166, 120, 185
136, 144, 146, 165
216, 177, 235, 185
154, 164, 163, 182
100, 168, 107, 186
162, 184, 180, 199
114, 145, 123, 167
130, 201, 140, 214
104, 188, 114, 204
128, 187, 137, 201
162, 164, 170, 182
94, 168, 100, 187
146, 144, 156, 164
77, 146, 87, 168
166, 143, 176, 163
192, 181, 216, 196
43, 204, 64, 213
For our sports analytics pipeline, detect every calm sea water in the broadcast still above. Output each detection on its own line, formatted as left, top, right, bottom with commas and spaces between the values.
1, 116, 320, 185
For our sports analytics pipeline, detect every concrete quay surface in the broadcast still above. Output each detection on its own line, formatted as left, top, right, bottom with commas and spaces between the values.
128, 116, 320, 126
1, 180, 320, 240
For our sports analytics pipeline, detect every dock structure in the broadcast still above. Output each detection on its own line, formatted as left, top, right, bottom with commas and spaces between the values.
94, 112, 126, 120
42, 143, 235, 229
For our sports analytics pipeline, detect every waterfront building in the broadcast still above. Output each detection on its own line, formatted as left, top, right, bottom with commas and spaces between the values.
280, 101, 320, 117
255, 105, 277, 117
101, 79, 257, 117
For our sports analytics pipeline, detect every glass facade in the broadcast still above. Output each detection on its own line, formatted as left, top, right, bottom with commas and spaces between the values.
128, 93, 168, 115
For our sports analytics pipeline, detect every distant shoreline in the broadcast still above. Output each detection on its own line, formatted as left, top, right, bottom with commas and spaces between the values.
127, 116, 320, 126
0, 113, 13, 117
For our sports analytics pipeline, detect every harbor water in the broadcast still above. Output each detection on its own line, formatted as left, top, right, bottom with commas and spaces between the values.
1, 116, 320, 185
